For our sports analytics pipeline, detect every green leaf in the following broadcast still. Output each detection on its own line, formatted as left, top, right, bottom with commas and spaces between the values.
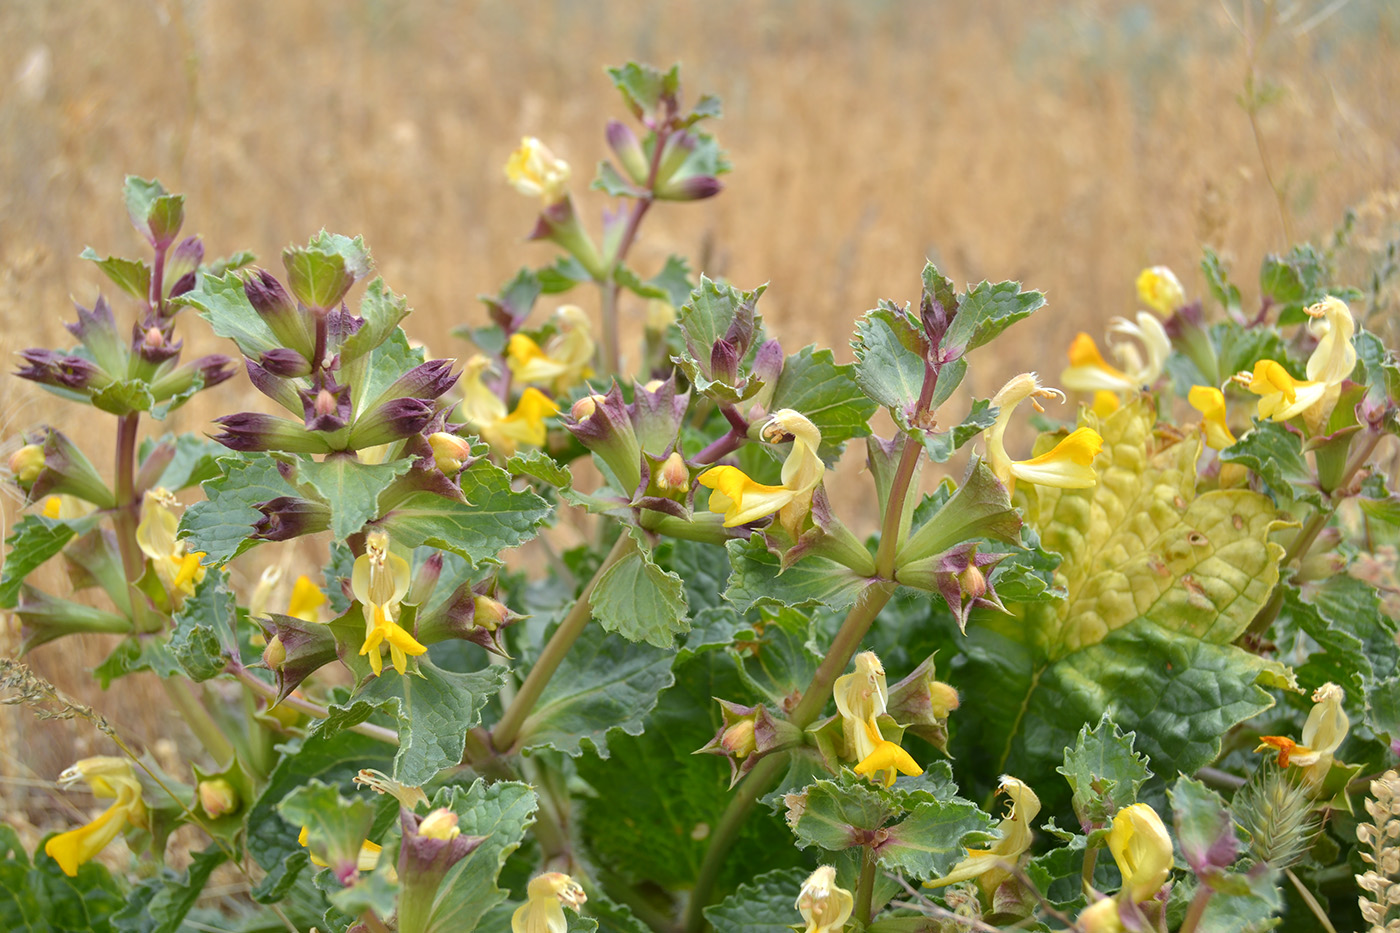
518, 622, 674, 758
879, 798, 995, 878
1259, 245, 1326, 325
724, 533, 872, 614
1220, 419, 1322, 508
0, 515, 89, 609
507, 449, 573, 488
1056, 713, 1152, 831
299, 456, 414, 541
139, 433, 225, 492
308, 230, 373, 278
177, 269, 282, 359
1202, 247, 1242, 315
1298, 573, 1397, 682
590, 533, 690, 648
1168, 776, 1239, 874
425, 780, 538, 933
1367, 675, 1400, 741
768, 346, 877, 454
593, 160, 640, 197
80, 248, 150, 300
536, 257, 591, 295
339, 277, 409, 362
320, 660, 506, 786
613, 263, 666, 299
379, 460, 550, 566
5, 823, 126, 933
942, 279, 1045, 353
347, 328, 426, 417
110, 846, 226, 933
647, 254, 694, 308
90, 379, 154, 416
1356, 328, 1400, 411
852, 305, 928, 428
607, 62, 680, 122
673, 275, 766, 398
93, 636, 181, 687
169, 569, 237, 681
1276, 587, 1372, 705
956, 400, 1288, 790
731, 609, 821, 709
704, 867, 810, 933
786, 777, 899, 851
180, 455, 300, 564
922, 398, 998, 463
246, 728, 394, 871
278, 780, 377, 880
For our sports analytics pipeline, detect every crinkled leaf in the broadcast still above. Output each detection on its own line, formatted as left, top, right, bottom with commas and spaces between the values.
1220, 419, 1322, 508
319, 660, 506, 786
93, 636, 181, 687
424, 780, 538, 933
957, 400, 1287, 790
1168, 776, 1239, 875
177, 269, 282, 359
298, 456, 413, 541
787, 777, 900, 852
181, 455, 302, 564
339, 277, 409, 362
852, 305, 928, 429
593, 160, 640, 197
647, 254, 694, 308
1259, 245, 1326, 325
607, 61, 680, 122
673, 276, 765, 398
1355, 328, 1400, 410
378, 459, 550, 566
1299, 573, 1397, 681
590, 533, 690, 648
3, 823, 125, 933
90, 379, 154, 416
0, 515, 94, 608
724, 532, 871, 614
921, 398, 998, 463
1276, 587, 1372, 708
169, 569, 237, 681
517, 622, 674, 758
704, 867, 810, 933
110, 846, 226, 933
942, 279, 1044, 353
1057, 713, 1152, 831
731, 608, 821, 709
507, 449, 573, 488
767, 345, 877, 454
879, 798, 995, 879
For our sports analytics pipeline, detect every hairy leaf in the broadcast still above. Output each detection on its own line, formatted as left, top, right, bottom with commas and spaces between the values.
298, 456, 413, 541
181, 455, 300, 564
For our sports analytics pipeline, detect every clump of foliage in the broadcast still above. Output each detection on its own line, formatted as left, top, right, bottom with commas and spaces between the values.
4, 61, 1400, 933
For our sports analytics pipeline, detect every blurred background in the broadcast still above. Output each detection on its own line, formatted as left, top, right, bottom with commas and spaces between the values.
2, 0, 1398, 875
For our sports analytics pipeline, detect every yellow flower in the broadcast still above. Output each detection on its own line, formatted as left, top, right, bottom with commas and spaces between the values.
460, 355, 560, 456
512, 871, 587, 933
287, 575, 328, 622
44, 757, 147, 877
135, 487, 206, 606
1061, 313, 1170, 395
352, 530, 427, 677
505, 137, 571, 204
9, 442, 44, 485
854, 740, 924, 788
984, 374, 1103, 493
1077, 896, 1126, 933
297, 825, 382, 872
1256, 682, 1349, 786
1234, 297, 1358, 430
1188, 386, 1236, 450
1091, 391, 1121, 418
697, 409, 825, 538
42, 494, 91, 520
927, 775, 1040, 897
1136, 266, 1186, 317
1107, 803, 1173, 902
796, 866, 853, 933
832, 651, 888, 765
506, 306, 596, 393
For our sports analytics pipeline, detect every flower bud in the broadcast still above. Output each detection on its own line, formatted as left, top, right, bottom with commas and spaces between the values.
656, 174, 723, 202
417, 808, 460, 841
9, 443, 45, 487
144, 327, 164, 349
796, 866, 853, 933
721, 719, 757, 760
149, 354, 236, 403
260, 613, 339, 703
405, 553, 443, 608
472, 593, 512, 631
656, 451, 689, 494
348, 397, 437, 449
212, 413, 335, 454
26, 429, 116, 509
605, 119, 649, 185
260, 348, 313, 378
315, 389, 337, 418
928, 680, 960, 719
564, 383, 643, 492
430, 432, 472, 474
243, 268, 315, 359
253, 496, 332, 541
263, 635, 287, 669
571, 394, 607, 422
1136, 265, 1185, 317
886, 654, 959, 754
957, 563, 987, 600
1108, 803, 1173, 902
1077, 897, 1125, 933
15, 348, 108, 392
197, 778, 240, 819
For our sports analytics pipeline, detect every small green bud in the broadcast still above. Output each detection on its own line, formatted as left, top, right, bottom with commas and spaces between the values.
197, 778, 240, 819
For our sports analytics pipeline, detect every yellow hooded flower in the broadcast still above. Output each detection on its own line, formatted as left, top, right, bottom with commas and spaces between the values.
1188, 386, 1236, 450
1136, 266, 1186, 317
1107, 803, 1173, 902
512, 871, 587, 933
352, 530, 427, 677
1077, 896, 1126, 933
297, 825, 382, 872
927, 775, 1040, 897
505, 137, 571, 205
854, 740, 924, 788
698, 409, 825, 538
460, 355, 560, 456
1061, 313, 1170, 394
832, 651, 888, 765
984, 374, 1103, 493
796, 866, 853, 933
1256, 682, 1349, 785
507, 306, 596, 393
1234, 297, 1358, 430
136, 487, 206, 606
44, 757, 147, 877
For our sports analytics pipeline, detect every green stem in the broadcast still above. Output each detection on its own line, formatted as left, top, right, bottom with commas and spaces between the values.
1178, 884, 1214, 933
359, 909, 391, 933
161, 677, 235, 766
491, 533, 633, 753
229, 664, 399, 746
873, 435, 922, 579
854, 847, 878, 925
113, 413, 142, 581
1080, 845, 1099, 899
788, 583, 897, 728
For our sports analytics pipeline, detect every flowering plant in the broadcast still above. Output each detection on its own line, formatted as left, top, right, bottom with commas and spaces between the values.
4, 61, 1400, 933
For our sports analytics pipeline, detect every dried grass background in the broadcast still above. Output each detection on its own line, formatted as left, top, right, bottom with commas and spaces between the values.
1, 0, 1398, 877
